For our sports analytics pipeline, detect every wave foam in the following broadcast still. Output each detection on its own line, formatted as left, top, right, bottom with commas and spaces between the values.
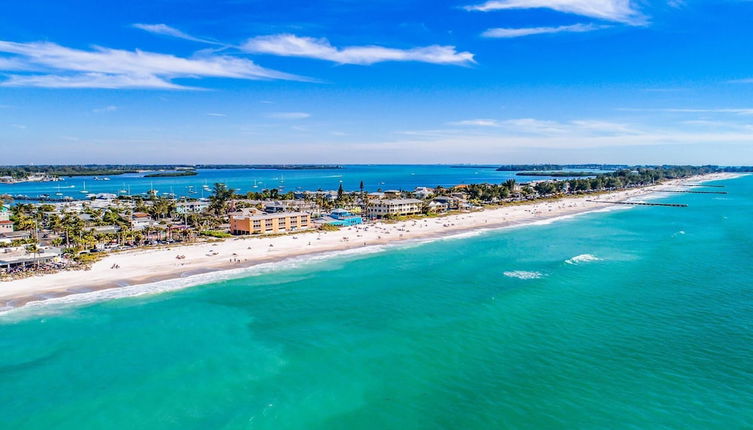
0, 245, 392, 319
503, 271, 544, 280
565, 254, 602, 265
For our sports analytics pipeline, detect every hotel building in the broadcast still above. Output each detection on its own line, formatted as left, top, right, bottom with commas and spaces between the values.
366, 199, 423, 218
230, 212, 311, 235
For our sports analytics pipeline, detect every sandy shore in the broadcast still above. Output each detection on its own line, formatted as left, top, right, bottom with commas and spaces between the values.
0, 172, 742, 309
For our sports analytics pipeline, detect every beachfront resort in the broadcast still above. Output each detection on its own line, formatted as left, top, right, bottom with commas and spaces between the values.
0, 165, 738, 280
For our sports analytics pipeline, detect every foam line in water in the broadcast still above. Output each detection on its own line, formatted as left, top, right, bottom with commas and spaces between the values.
565, 254, 602, 265
503, 271, 544, 280
0, 244, 391, 318
0, 196, 665, 318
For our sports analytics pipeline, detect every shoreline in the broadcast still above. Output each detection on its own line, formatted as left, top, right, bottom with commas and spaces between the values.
0, 172, 743, 311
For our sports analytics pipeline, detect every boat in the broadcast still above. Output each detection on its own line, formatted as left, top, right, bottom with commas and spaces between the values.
80, 181, 89, 194
147, 182, 159, 197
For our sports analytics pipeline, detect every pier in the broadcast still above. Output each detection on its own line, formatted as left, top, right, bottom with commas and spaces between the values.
656, 189, 727, 195
587, 200, 688, 208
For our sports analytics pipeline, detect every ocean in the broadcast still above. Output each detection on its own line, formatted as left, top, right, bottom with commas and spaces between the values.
1, 175, 751, 429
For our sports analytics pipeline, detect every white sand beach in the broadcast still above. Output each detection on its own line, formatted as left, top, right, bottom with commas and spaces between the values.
0, 173, 741, 309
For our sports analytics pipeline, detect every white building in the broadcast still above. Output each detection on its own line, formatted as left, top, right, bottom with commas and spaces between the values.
0, 206, 13, 234
175, 200, 209, 214
131, 212, 156, 230
414, 187, 434, 199
367, 199, 423, 218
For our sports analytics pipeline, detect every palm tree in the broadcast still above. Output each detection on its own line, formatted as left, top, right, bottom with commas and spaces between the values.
209, 183, 234, 216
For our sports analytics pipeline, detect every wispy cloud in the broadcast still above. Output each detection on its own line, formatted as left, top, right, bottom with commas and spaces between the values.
267, 112, 311, 119
207, 112, 227, 117
448, 119, 502, 127
448, 117, 638, 135
482, 23, 607, 38
131, 23, 223, 45
0, 40, 304, 89
465, 0, 645, 25
619, 107, 753, 115
728, 77, 753, 84
242, 34, 475, 65
93, 105, 118, 113
389, 116, 753, 159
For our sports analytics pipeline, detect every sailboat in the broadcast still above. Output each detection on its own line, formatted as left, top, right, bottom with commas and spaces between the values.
55, 184, 63, 197
80, 181, 89, 194
253, 179, 258, 188
147, 182, 158, 197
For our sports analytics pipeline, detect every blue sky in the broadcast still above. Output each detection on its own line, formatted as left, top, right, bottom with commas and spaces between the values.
2, 0, 753, 164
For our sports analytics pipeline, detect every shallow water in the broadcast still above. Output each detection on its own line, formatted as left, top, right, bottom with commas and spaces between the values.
1, 176, 751, 429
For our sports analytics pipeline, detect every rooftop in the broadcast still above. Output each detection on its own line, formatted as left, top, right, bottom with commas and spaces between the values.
232, 211, 310, 221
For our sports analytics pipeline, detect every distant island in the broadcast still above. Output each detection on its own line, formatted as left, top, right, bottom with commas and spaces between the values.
450, 165, 499, 169
143, 171, 198, 178
516, 171, 596, 177
0, 164, 344, 181
496, 164, 629, 172
497, 164, 753, 173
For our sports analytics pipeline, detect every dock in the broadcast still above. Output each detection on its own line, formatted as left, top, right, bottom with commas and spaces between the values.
587, 200, 688, 208
656, 189, 727, 195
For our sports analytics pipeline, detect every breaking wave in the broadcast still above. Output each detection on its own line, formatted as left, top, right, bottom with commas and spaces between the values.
565, 254, 602, 265
503, 271, 544, 280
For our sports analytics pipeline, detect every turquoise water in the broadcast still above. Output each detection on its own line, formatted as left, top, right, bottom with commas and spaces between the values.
0, 165, 603, 200
1, 176, 752, 429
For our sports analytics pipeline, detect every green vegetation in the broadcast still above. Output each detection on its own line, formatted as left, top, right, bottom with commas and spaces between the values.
200, 230, 233, 238
0, 165, 181, 178
0, 164, 342, 179
143, 171, 198, 178
516, 171, 595, 177
454, 166, 731, 202
498, 164, 753, 173
496, 164, 564, 171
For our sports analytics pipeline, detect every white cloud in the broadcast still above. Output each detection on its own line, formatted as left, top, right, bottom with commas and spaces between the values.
447, 117, 638, 135
93, 105, 118, 113
449, 119, 502, 127
207, 112, 227, 117
131, 23, 221, 45
267, 112, 311, 119
0, 40, 304, 89
10, 123, 27, 129
389, 117, 753, 157
242, 34, 475, 65
465, 0, 645, 25
619, 107, 753, 115
1, 73, 186, 89
482, 23, 607, 38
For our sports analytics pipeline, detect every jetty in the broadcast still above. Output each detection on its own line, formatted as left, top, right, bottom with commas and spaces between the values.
587, 200, 688, 208
679, 184, 725, 188
656, 189, 727, 195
